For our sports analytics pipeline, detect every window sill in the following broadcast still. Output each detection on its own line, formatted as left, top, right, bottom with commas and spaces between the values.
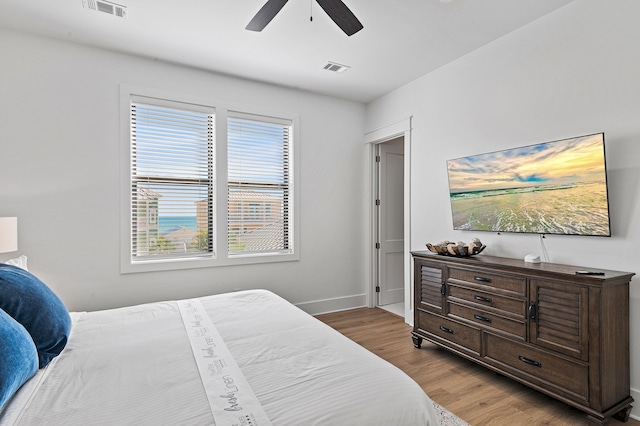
120, 251, 299, 274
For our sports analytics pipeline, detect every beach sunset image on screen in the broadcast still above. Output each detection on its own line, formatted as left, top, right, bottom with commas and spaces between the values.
446, 133, 611, 236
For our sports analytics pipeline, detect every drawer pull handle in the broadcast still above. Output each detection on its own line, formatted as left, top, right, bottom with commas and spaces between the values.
439, 325, 454, 334
474, 276, 492, 283
529, 301, 537, 322
474, 314, 492, 323
440, 281, 447, 296
518, 355, 542, 368
474, 295, 492, 303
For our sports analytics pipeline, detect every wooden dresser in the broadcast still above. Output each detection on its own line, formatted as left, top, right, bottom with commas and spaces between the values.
411, 251, 635, 425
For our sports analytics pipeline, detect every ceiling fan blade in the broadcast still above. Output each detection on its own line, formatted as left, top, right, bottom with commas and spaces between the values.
315, 0, 363, 36
246, 0, 289, 32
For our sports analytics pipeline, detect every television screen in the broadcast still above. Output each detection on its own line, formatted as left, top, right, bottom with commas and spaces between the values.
446, 133, 611, 236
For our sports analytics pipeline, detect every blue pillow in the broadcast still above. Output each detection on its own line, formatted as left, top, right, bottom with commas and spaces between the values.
0, 264, 71, 369
0, 308, 38, 409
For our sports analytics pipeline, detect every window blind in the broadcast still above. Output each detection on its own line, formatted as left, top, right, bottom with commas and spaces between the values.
130, 100, 215, 261
227, 113, 292, 255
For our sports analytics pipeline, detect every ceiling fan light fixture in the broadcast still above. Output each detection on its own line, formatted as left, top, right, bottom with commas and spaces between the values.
247, 0, 362, 36
323, 62, 350, 73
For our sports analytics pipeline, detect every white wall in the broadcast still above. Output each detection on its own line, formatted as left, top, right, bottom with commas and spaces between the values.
366, 0, 640, 415
0, 27, 367, 314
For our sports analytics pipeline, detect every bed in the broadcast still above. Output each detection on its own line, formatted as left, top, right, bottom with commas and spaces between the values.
0, 264, 438, 425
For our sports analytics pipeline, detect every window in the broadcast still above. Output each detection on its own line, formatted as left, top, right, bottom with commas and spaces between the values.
121, 86, 298, 272
130, 99, 214, 261
227, 113, 292, 256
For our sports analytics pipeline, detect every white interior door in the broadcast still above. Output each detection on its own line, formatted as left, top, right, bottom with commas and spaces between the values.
377, 139, 404, 306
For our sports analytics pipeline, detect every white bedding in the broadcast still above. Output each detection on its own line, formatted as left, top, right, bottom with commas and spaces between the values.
2, 290, 437, 425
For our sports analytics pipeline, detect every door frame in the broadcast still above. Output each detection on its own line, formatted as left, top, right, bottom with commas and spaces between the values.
364, 117, 412, 324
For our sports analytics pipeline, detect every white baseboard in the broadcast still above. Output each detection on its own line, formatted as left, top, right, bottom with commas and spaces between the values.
296, 293, 367, 316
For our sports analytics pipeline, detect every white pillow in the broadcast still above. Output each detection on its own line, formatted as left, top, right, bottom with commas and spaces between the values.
5, 255, 28, 271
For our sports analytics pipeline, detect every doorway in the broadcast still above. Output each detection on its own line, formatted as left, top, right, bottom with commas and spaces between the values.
365, 117, 412, 323
375, 137, 404, 315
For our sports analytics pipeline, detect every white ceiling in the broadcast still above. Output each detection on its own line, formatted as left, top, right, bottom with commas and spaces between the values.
0, 0, 574, 103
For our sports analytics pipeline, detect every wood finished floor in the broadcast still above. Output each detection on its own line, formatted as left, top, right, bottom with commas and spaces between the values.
315, 307, 639, 426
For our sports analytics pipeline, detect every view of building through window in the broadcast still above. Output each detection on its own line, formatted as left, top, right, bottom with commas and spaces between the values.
227, 115, 291, 255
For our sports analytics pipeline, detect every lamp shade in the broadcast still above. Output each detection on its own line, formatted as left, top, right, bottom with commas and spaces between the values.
0, 217, 18, 253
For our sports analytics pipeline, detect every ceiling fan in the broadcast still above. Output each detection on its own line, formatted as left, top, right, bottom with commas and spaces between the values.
246, 0, 364, 36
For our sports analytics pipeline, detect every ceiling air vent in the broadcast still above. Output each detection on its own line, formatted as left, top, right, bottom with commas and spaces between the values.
82, 0, 127, 19
323, 62, 350, 73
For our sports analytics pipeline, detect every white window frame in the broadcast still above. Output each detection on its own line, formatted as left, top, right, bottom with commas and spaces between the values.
120, 84, 300, 273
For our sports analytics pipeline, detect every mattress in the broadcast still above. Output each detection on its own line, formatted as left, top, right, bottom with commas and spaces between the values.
1, 290, 437, 425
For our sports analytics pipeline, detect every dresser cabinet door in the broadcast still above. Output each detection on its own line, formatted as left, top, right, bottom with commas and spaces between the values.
415, 260, 446, 314
529, 279, 589, 361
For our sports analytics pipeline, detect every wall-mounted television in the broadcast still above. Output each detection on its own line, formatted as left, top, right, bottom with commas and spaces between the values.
446, 132, 611, 237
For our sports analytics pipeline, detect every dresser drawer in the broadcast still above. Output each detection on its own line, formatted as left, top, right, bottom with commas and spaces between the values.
417, 310, 481, 354
449, 267, 526, 296
448, 302, 526, 340
448, 285, 526, 317
484, 333, 588, 402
